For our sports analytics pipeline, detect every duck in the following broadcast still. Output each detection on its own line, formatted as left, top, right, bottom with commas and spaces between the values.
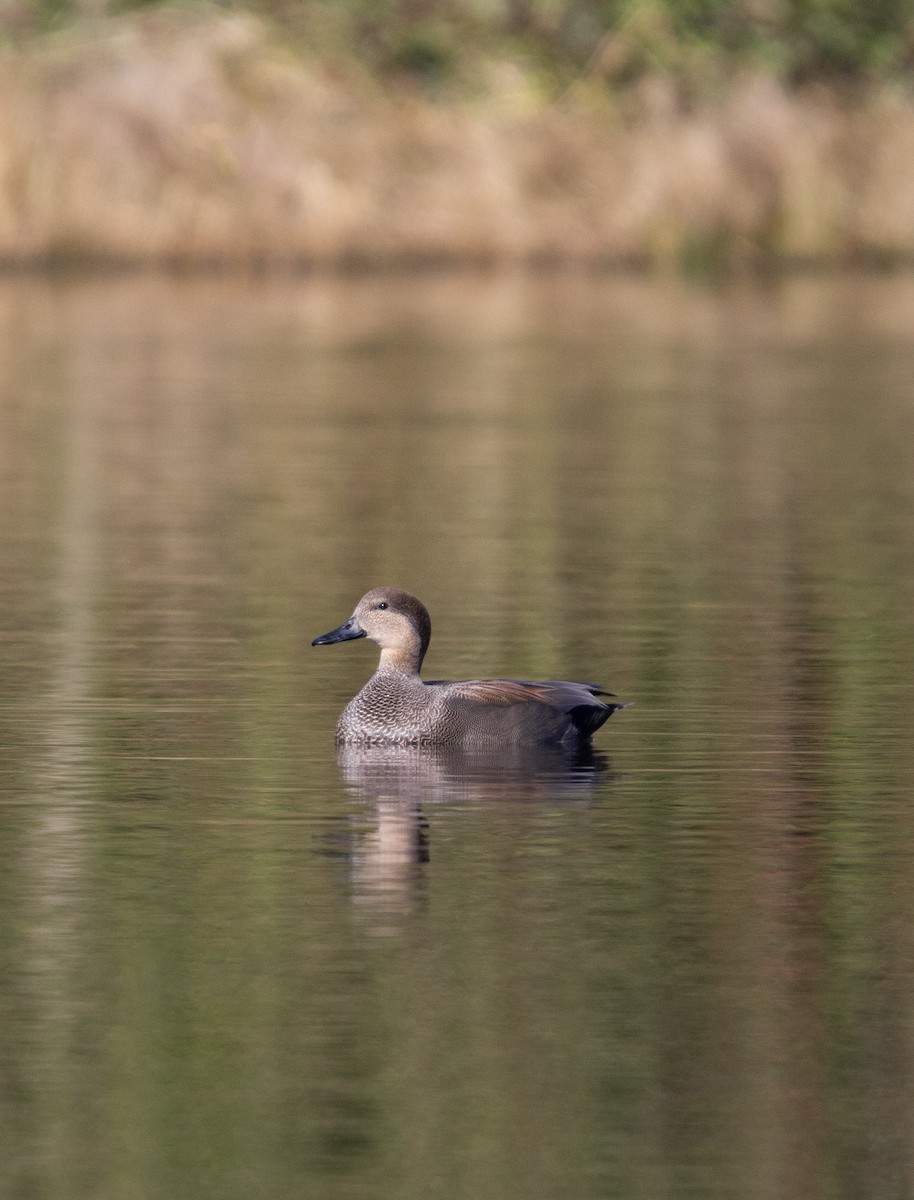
312, 587, 625, 747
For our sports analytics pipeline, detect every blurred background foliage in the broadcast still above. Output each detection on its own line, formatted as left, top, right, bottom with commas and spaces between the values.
6, 0, 914, 93
2, 0, 914, 270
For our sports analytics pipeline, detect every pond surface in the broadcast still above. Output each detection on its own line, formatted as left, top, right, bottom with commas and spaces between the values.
1, 271, 913, 1200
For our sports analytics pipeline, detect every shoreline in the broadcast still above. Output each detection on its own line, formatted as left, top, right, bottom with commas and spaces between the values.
2, 9, 914, 273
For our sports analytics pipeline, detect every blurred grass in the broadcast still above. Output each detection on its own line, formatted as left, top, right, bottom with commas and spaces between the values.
1, 0, 914, 269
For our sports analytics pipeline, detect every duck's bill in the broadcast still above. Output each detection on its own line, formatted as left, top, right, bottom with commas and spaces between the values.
312, 616, 366, 646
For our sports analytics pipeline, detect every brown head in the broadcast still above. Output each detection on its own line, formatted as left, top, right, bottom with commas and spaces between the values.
312, 587, 432, 675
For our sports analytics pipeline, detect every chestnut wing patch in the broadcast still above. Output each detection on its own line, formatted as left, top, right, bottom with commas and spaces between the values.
431, 679, 616, 710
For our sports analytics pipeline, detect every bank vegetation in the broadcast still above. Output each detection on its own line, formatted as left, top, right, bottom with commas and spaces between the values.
2, 1, 914, 270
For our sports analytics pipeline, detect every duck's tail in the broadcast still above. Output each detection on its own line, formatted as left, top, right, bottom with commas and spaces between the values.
570, 689, 628, 738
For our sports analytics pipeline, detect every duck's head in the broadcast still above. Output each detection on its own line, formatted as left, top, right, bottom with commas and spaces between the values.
312, 587, 432, 674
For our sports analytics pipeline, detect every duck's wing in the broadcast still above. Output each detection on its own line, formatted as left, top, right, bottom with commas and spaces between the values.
428, 678, 617, 704
426, 678, 627, 738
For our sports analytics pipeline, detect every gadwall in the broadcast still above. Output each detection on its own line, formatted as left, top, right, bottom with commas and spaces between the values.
312, 587, 626, 747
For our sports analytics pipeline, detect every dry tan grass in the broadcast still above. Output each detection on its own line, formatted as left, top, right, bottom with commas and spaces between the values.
1, 8, 914, 269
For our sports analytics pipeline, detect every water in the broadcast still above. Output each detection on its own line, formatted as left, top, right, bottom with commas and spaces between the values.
1, 272, 913, 1200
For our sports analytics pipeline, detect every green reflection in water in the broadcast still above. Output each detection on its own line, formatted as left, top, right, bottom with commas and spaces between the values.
0, 273, 912, 1200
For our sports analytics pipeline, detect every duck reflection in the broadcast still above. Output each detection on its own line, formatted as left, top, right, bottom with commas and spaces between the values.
338, 743, 608, 930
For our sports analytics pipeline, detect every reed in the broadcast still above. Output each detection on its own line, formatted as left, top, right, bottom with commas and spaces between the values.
2, 7, 914, 270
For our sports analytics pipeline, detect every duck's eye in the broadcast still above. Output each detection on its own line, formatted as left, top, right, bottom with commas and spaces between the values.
377, 602, 388, 610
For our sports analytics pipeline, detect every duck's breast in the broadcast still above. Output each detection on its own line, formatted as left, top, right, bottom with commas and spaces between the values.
336, 673, 442, 745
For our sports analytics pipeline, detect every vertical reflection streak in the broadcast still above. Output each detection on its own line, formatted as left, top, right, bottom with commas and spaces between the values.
24, 372, 98, 1196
